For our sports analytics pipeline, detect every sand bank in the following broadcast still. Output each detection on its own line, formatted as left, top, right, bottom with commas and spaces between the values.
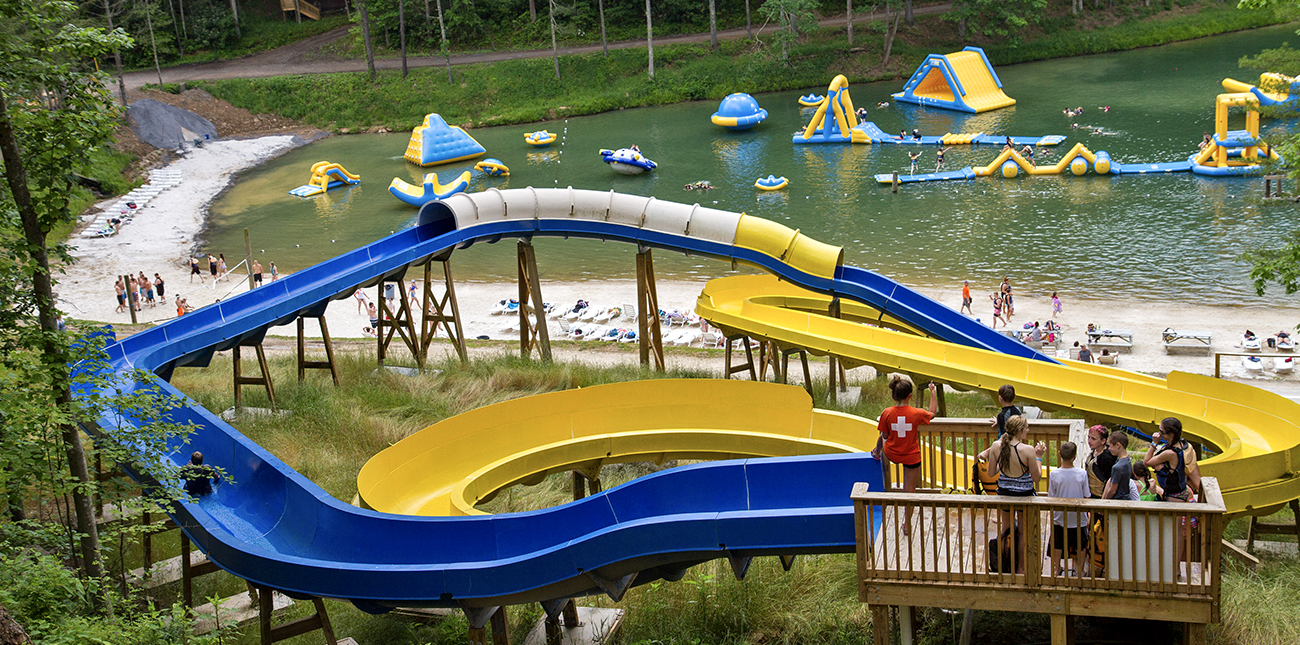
57, 135, 1300, 383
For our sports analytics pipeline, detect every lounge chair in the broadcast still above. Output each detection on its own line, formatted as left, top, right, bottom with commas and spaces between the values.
1241, 355, 1264, 372
700, 331, 723, 348
1098, 353, 1119, 366
1274, 357, 1295, 374
618, 331, 638, 343
593, 307, 621, 323
1241, 332, 1262, 351
1277, 335, 1295, 352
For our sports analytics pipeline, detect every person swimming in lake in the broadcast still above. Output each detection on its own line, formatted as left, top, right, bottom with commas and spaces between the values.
935, 146, 951, 172
908, 151, 922, 174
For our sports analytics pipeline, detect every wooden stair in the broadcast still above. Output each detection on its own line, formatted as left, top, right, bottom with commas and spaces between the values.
280, 0, 320, 20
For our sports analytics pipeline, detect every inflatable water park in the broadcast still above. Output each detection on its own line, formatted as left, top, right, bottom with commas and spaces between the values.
892, 46, 1016, 113
404, 112, 487, 166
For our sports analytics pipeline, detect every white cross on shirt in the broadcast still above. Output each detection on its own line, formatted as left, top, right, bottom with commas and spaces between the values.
891, 416, 912, 438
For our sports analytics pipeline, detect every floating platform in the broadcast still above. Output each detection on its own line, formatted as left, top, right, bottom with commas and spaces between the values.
855, 121, 1065, 146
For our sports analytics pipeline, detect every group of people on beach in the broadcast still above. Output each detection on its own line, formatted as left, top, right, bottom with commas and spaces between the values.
187, 252, 278, 288
114, 272, 167, 314
874, 380, 1201, 576
355, 280, 428, 337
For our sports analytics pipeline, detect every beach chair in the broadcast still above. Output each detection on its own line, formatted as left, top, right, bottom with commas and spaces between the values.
1068, 346, 1081, 360
622, 303, 636, 321
558, 318, 572, 335
1274, 357, 1294, 374
1098, 353, 1119, 366
700, 331, 722, 348
1241, 355, 1264, 373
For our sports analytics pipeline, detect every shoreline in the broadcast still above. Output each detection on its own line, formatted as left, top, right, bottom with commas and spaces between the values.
59, 135, 1300, 384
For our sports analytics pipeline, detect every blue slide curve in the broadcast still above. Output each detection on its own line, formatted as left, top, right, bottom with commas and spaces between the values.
88, 190, 1049, 611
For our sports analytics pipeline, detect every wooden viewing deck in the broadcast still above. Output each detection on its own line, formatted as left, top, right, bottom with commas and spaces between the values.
852, 478, 1226, 645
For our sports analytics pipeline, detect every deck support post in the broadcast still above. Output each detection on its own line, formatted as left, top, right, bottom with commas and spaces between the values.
898, 605, 916, 645
422, 256, 468, 364
870, 605, 889, 645
489, 606, 510, 645
233, 344, 276, 412
826, 298, 849, 402
959, 609, 974, 645
1182, 623, 1206, 645
1050, 614, 1074, 645
377, 276, 422, 369
724, 335, 758, 380
636, 248, 665, 371
297, 316, 340, 385
517, 241, 552, 362
759, 341, 780, 381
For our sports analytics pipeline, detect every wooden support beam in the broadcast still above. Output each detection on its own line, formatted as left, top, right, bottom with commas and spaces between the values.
780, 347, 813, 397
1246, 499, 1300, 552
724, 335, 758, 380
258, 587, 338, 645
233, 344, 277, 412
297, 316, 340, 385
635, 248, 664, 371
181, 532, 222, 609
490, 605, 510, 645
759, 341, 780, 382
871, 605, 889, 645
517, 241, 552, 362
377, 277, 422, 369
421, 258, 468, 364
1220, 539, 1259, 570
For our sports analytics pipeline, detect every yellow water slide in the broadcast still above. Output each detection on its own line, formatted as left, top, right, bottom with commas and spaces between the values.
695, 275, 1300, 517
943, 50, 1017, 113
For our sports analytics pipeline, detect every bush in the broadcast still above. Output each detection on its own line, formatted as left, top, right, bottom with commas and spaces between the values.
188, 3, 238, 51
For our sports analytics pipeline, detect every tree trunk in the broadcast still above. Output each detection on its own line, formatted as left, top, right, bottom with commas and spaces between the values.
645, 0, 654, 79
399, 0, 407, 78
598, 0, 607, 57
100, 0, 128, 106
294, 0, 302, 24
0, 91, 111, 619
177, 0, 188, 40
229, 0, 240, 38
0, 604, 31, 645
549, 0, 560, 80
359, 0, 376, 82
435, 0, 452, 84
165, 0, 184, 56
905, 0, 913, 25
708, 0, 717, 50
529, 0, 536, 21
142, 0, 165, 88
882, 10, 900, 66
745, 0, 751, 39
846, 0, 852, 47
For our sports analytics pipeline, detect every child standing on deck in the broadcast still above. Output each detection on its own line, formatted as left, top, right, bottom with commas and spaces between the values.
872, 377, 938, 536
1049, 442, 1090, 576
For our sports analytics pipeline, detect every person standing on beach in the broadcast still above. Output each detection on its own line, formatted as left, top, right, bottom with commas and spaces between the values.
368, 301, 379, 329
270, 262, 278, 281
1051, 292, 1062, 317
208, 254, 218, 280
139, 271, 155, 307
1001, 278, 1014, 318
190, 256, 203, 283
961, 281, 972, 314
217, 254, 228, 282
251, 260, 263, 288
408, 280, 420, 310
1075, 342, 1093, 363
114, 278, 126, 313
354, 288, 368, 314
154, 273, 166, 303
989, 292, 1006, 328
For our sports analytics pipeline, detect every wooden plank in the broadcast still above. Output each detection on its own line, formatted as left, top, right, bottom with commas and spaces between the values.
193, 590, 293, 635
865, 583, 1213, 624
521, 606, 623, 645
1220, 539, 1259, 569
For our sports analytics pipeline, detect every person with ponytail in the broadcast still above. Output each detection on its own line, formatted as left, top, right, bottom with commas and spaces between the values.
872, 375, 938, 535
978, 415, 1046, 573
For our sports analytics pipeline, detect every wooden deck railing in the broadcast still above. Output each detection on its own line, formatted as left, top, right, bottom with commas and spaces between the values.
852, 477, 1225, 632
881, 418, 1085, 495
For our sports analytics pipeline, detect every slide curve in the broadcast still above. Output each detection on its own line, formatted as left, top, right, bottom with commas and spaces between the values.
84, 188, 1296, 612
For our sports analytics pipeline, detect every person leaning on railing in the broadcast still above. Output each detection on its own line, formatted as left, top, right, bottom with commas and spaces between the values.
1144, 417, 1203, 580
872, 376, 938, 536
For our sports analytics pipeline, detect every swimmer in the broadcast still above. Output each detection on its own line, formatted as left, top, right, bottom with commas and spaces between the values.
1099, 106, 1111, 112
908, 151, 922, 175
877, 101, 889, 108
630, 144, 640, 152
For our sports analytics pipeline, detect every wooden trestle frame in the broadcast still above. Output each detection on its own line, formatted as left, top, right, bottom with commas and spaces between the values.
374, 255, 469, 370
636, 248, 665, 371
516, 241, 552, 362
233, 344, 276, 412
296, 316, 340, 385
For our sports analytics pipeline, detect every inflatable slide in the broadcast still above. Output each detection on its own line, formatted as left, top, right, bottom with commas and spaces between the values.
892, 46, 1016, 113
288, 162, 360, 197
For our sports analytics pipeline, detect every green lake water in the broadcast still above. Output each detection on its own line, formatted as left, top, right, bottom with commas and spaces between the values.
203, 23, 1300, 304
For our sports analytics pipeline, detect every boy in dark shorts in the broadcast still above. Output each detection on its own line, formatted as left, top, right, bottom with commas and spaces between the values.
1103, 431, 1133, 500
1049, 442, 1090, 575
190, 256, 203, 282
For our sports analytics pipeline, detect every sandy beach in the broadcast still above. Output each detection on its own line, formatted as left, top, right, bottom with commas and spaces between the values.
59, 135, 1300, 384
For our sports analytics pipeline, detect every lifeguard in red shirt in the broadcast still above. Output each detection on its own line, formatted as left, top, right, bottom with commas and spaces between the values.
872, 377, 938, 534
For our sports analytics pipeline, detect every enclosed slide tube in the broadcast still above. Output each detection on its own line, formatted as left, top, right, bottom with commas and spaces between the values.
87, 189, 1045, 612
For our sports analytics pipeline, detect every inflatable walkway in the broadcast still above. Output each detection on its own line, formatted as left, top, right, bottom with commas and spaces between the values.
892, 47, 1016, 113
84, 189, 1300, 612
288, 162, 360, 197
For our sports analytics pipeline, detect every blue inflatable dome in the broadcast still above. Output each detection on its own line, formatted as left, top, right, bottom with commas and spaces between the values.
711, 93, 769, 131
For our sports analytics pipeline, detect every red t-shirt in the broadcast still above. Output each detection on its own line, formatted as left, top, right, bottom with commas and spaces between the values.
876, 405, 934, 466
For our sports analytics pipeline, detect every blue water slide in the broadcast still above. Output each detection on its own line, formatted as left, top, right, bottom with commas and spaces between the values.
88, 190, 1048, 611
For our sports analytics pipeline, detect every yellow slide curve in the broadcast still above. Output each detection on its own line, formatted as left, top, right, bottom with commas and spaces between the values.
695, 275, 1300, 518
